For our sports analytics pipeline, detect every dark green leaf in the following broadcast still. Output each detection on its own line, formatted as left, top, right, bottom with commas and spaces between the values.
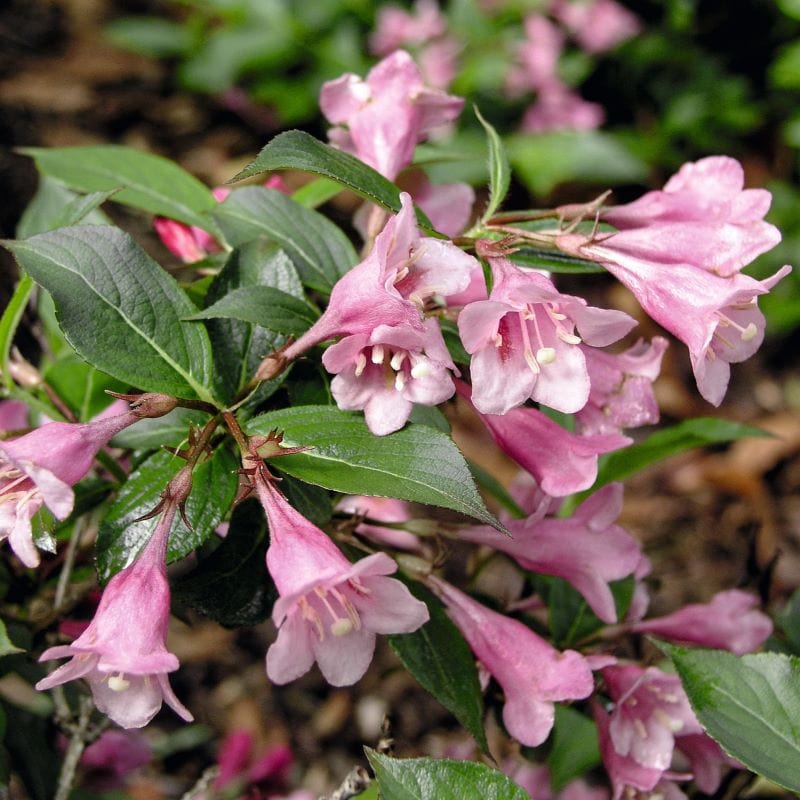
665, 645, 800, 792
4, 226, 218, 403
49, 189, 119, 230
389, 583, 488, 751
185, 285, 318, 334
475, 106, 510, 222
111, 407, 210, 451
547, 706, 600, 790
173, 499, 275, 627
777, 588, 800, 655
213, 187, 357, 292
468, 461, 525, 519
16, 177, 111, 238
203, 241, 302, 403
509, 247, 606, 274
246, 406, 505, 531
439, 318, 471, 365
277, 473, 332, 526
365, 750, 530, 800
232, 130, 404, 215
21, 146, 217, 229
407, 405, 451, 433
96, 447, 238, 581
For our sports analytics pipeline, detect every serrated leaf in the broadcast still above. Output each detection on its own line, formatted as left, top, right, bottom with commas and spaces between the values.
547, 706, 600, 790
96, 447, 238, 581
475, 106, 510, 222
213, 187, 357, 293
233, 130, 404, 213
185, 285, 318, 334
203, 241, 302, 402
365, 751, 530, 800
4, 226, 218, 403
172, 499, 275, 627
665, 645, 800, 792
389, 583, 488, 751
246, 406, 505, 531
16, 177, 111, 238
21, 146, 217, 229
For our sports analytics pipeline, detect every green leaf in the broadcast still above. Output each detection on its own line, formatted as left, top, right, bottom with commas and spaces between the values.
48, 189, 119, 230
203, 241, 302, 403
0, 620, 22, 658
468, 461, 525, 519
547, 706, 600, 790
665, 645, 800, 792
389, 583, 488, 752
96, 447, 238, 581
173, 499, 275, 627
588, 418, 769, 495
20, 145, 217, 229
777, 588, 800, 655
278, 473, 332, 526
475, 106, 510, 222
16, 177, 111, 238
232, 130, 404, 214
185, 285, 318, 334
246, 406, 505, 531
0, 275, 33, 391
509, 247, 606, 274
291, 177, 343, 208
105, 16, 193, 58
213, 187, 357, 293
771, 41, 800, 89
43, 355, 126, 421
508, 131, 646, 196
111, 407, 210, 450
365, 751, 530, 800
4, 226, 218, 403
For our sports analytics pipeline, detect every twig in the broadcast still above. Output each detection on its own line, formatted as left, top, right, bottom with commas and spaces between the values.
180, 766, 220, 800
54, 695, 93, 800
320, 766, 372, 800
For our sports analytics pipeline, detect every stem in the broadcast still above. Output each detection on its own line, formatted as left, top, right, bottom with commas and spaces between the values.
483, 224, 558, 246
185, 416, 221, 470
222, 410, 248, 453
95, 449, 128, 483
176, 397, 220, 415
54, 695, 93, 800
487, 209, 558, 224
53, 519, 84, 612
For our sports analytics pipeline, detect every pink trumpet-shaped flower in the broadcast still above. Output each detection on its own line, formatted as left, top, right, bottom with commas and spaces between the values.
323, 318, 457, 435
455, 383, 630, 496
603, 665, 702, 772
257, 474, 428, 686
283, 193, 478, 361
576, 337, 668, 435
506, 15, 564, 95
429, 576, 594, 746
631, 589, 772, 655
459, 257, 636, 415
550, 0, 641, 54
458, 484, 643, 623
0, 399, 29, 434
598, 156, 781, 277
0, 410, 139, 567
321, 50, 463, 181
557, 230, 790, 406
521, 86, 605, 133
80, 729, 152, 790
336, 495, 420, 551
370, 0, 447, 55
674, 732, 740, 795
36, 474, 193, 728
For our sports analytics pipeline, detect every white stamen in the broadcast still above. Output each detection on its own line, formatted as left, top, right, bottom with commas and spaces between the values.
633, 718, 648, 738
493, 333, 503, 348
395, 372, 407, 391
740, 322, 758, 341
557, 330, 582, 345
355, 353, 367, 377
331, 618, 355, 636
390, 351, 406, 370
108, 674, 130, 692
653, 708, 684, 732
411, 361, 431, 379
371, 345, 385, 365
536, 347, 556, 364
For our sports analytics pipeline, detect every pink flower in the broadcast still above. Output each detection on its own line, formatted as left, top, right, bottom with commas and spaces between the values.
0, 399, 28, 434
429, 576, 594, 747
320, 50, 464, 180
458, 484, 644, 623
602, 665, 702, 772
520, 86, 606, 133
370, 0, 447, 55
336, 495, 420, 551
599, 156, 781, 277
323, 319, 456, 435
558, 230, 791, 406
506, 15, 564, 95
458, 257, 636, 415
550, 0, 641, 54
400, 170, 475, 237
674, 733, 740, 794
36, 487, 193, 728
284, 193, 478, 361
594, 702, 665, 800
257, 475, 428, 686
456, 383, 630, 496
214, 731, 294, 793
0, 410, 139, 567
576, 337, 668, 435
80, 729, 152, 790
631, 589, 772, 655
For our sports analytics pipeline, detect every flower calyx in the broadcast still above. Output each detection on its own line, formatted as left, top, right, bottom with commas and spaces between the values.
106, 391, 180, 419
